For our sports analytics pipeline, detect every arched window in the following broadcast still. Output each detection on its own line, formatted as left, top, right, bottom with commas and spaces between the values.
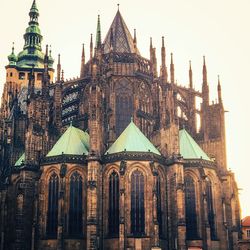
131, 170, 145, 236
108, 171, 119, 236
69, 171, 83, 236
185, 175, 198, 239
206, 178, 216, 240
116, 95, 133, 136
156, 175, 163, 236
47, 172, 59, 238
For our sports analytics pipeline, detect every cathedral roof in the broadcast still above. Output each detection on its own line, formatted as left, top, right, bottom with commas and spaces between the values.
179, 129, 211, 161
106, 120, 160, 155
14, 153, 25, 167
103, 10, 140, 54
46, 124, 89, 157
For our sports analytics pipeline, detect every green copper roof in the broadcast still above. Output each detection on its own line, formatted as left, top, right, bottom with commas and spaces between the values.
179, 129, 211, 161
46, 124, 89, 157
106, 121, 161, 155
14, 153, 25, 167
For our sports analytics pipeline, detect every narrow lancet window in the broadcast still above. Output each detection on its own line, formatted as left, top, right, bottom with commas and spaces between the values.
131, 170, 145, 236
108, 171, 119, 236
47, 172, 59, 238
185, 175, 198, 239
156, 175, 163, 236
69, 171, 83, 236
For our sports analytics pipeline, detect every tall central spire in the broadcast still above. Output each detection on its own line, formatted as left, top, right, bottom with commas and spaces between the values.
103, 9, 140, 54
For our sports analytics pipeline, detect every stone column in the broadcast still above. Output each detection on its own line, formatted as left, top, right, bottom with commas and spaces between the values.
119, 160, 126, 250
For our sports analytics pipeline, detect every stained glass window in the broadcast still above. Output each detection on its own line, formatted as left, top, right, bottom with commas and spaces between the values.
185, 176, 198, 239
47, 172, 59, 238
108, 171, 119, 236
69, 172, 83, 236
131, 170, 145, 236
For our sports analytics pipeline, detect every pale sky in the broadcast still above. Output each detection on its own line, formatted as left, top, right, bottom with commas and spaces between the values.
0, 0, 250, 217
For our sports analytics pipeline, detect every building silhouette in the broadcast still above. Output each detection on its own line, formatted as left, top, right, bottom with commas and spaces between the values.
0, 1, 241, 249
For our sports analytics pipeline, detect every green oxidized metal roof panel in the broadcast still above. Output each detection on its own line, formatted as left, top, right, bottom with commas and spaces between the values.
106, 121, 160, 155
179, 129, 211, 161
15, 153, 25, 167
46, 125, 89, 157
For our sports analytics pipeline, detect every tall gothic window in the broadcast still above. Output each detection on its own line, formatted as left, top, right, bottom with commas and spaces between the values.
69, 171, 83, 236
47, 172, 59, 238
206, 178, 216, 240
116, 95, 133, 136
131, 170, 145, 236
108, 171, 119, 236
156, 175, 163, 236
185, 175, 198, 239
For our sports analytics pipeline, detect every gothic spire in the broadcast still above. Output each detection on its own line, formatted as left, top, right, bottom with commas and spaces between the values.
133, 29, 137, 50
57, 54, 61, 82
170, 53, 175, 84
202, 56, 209, 106
203, 56, 207, 85
80, 44, 85, 78
189, 60, 193, 89
96, 15, 102, 49
217, 75, 222, 103
149, 38, 157, 78
161, 36, 167, 82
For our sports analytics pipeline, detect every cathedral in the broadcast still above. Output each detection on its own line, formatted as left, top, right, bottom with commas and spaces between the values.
0, 1, 242, 250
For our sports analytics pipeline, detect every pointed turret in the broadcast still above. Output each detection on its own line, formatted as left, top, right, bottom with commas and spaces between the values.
217, 75, 222, 103
170, 53, 175, 83
133, 29, 137, 50
161, 36, 167, 83
189, 60, 193, 89
80, 44, 85, 78
202, 56, 209, 106
8, 42, 17, 66
150, 38, 157, 78
203, 56, 207, 84
57, 54, 61, 82
95, 15, 102, 49
103, 9, 140, 54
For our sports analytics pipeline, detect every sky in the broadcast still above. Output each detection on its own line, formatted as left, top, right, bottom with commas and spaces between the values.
0, 0, 250, 217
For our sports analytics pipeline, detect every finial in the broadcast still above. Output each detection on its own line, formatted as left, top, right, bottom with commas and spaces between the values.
203, 55, 206, 65
171, 52, 173, 63
189, 60, 192, 70
134, 29, 137, 44
58, 54, 61, 64
117, 3, 120, 11
218, 75, 220, 84
162, 36, 165, 47
12, 42, 15, 53
150, 37, 153, 48
49, 45, 52, 56
70, 121, 73, 127
131, 116, 133, 122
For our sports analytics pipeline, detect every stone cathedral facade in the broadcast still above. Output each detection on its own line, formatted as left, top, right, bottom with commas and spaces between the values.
0, 1, 241, 250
